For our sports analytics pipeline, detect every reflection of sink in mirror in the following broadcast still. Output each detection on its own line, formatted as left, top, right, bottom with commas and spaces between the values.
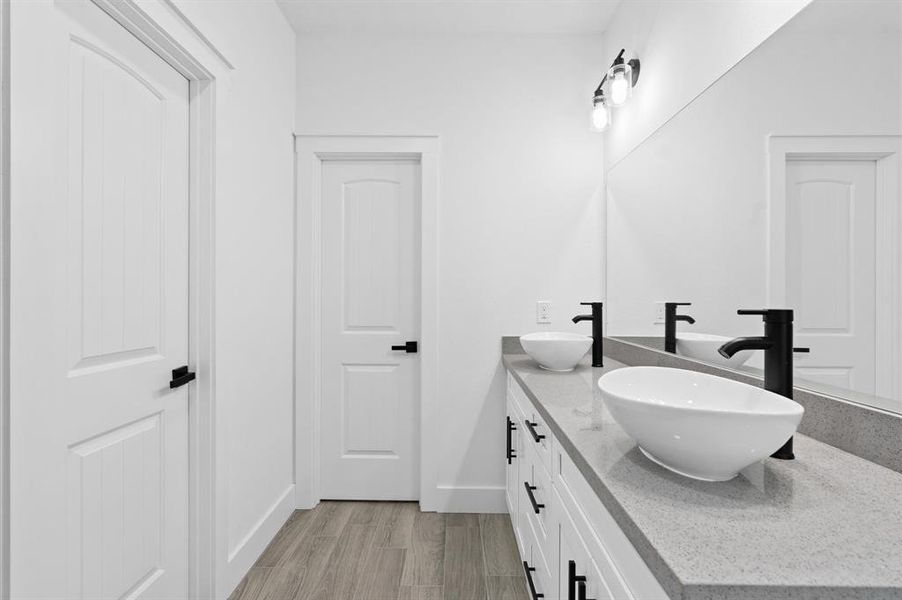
676, 333, 752, 369
520, 332, 592, 372
598, 366, 804, 481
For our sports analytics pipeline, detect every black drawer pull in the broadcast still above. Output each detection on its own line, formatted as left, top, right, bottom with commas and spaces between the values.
524, 482, 544, 514
577, 580, 594, 600
507, 417, 517, 464
525, 420, 545, 443
568, 560, 587, 600
523, 561, 544, 600
170, 365, 196, 389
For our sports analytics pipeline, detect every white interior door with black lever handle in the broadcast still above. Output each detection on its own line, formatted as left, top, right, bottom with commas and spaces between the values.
320, 158, 421, 500
10, 0, 191, 595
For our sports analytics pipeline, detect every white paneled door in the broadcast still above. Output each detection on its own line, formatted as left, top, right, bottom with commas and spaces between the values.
321, 159, 421, 500
11, 0, 190, 597
786, 160, 877, 393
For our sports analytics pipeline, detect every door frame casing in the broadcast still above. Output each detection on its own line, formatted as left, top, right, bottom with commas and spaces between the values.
294, 135, 440, 510
0, 0, 9, 595
7, 1, 231, 596
767, 134, 902, 401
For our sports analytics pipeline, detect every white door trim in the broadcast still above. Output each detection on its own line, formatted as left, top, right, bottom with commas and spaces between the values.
0, 0, 9, 595
767, 134, 902, 400
8, 1, 230, 597
294, 135, 441, 511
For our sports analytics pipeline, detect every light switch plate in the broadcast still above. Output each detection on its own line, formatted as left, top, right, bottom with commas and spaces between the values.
536, 301, 552, 324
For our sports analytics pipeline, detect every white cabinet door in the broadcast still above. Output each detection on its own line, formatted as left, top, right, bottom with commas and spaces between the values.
11, 1, 190, 597
506, 397, 522, 527
556, 488, 616, 600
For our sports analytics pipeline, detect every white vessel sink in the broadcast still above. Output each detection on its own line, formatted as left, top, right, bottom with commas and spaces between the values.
520, 332, 593, 372
676, 332, 753, 368
598, 366, 803, 481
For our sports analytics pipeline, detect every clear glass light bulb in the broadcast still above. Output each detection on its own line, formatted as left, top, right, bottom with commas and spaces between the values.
611, 71, 629, 106
592, 103, 609, 131
592, 104, 608, 131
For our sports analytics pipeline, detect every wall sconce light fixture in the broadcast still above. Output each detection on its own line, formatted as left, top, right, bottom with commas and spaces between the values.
592, 49, 640, 131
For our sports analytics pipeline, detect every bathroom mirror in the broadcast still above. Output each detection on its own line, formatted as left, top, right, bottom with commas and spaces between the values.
606, 0, 902, 413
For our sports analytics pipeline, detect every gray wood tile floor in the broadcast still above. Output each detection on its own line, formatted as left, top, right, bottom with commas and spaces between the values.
229, 501, 529, 600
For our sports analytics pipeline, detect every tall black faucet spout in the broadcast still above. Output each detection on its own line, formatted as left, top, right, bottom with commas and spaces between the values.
721, 309, 809, 461
717, 336, 772, 358
573, 302, 604, 367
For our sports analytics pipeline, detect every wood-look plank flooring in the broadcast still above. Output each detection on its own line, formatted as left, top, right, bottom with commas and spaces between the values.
230, 501, 528, 600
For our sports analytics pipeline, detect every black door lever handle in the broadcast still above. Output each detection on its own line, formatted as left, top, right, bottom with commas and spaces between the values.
391, 341, 418, 353
170, 365, 196, 389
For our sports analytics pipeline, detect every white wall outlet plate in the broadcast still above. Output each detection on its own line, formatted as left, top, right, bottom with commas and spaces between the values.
654, 301, 666, 324
536, 301, 552, 324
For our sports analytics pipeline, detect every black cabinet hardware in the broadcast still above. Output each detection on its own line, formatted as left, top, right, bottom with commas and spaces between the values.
577, 580, 594, 600
169, 366, 196, 389
506, 417, 517, 464
523, 561, 544, 600
568, 560, 587, 600
391, 341, 418, 353
525, 420, 545, 443
524, 482, 544, 514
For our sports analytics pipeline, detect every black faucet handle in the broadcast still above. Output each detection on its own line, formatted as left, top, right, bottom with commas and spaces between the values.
794, 347, 810, 353
666, 302, 692, 307
737, 309, 769, 316
580, 301, 603, 306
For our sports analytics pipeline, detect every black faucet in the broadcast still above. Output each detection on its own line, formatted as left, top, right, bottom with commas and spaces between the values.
664, 302, 695, 353
717, 309, 809, 460
572, 302, 604, 367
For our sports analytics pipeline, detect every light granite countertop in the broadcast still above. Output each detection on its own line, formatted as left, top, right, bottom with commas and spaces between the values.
503, 350, 902, 600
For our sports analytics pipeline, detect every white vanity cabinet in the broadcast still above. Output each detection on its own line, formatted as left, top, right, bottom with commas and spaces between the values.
506, 373, 669, 600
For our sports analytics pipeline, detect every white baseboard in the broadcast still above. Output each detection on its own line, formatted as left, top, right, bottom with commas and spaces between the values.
221, 484, 296, 598
430, 485, 506, 513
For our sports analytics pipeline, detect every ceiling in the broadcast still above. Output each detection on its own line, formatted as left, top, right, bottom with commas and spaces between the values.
275, 0, 622, 35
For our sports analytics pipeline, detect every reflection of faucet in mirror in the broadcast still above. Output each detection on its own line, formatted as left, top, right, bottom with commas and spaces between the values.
718, 309, 810, 460
664, 302, 695, 354
572, 302, 604, 367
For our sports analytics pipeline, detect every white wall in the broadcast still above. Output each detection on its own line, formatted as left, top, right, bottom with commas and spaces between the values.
295, 34, 605, 510
601, 0, 812, 169
167, 1, 296, 596
605, 0, 901, 340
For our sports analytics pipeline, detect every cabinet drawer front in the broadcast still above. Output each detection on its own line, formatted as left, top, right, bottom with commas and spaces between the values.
525, 442, 553, 545
521, 503, 554, 600
555, 447, 668, 600
509, 372, 555, 478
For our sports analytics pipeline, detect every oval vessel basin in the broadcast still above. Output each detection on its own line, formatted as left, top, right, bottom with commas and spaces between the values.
676, 332, 752, 368
520, 332, 592, 372
598, 366, 803, 481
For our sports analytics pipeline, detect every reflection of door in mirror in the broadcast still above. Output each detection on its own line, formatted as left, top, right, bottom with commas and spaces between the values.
785, 160, 878, 396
